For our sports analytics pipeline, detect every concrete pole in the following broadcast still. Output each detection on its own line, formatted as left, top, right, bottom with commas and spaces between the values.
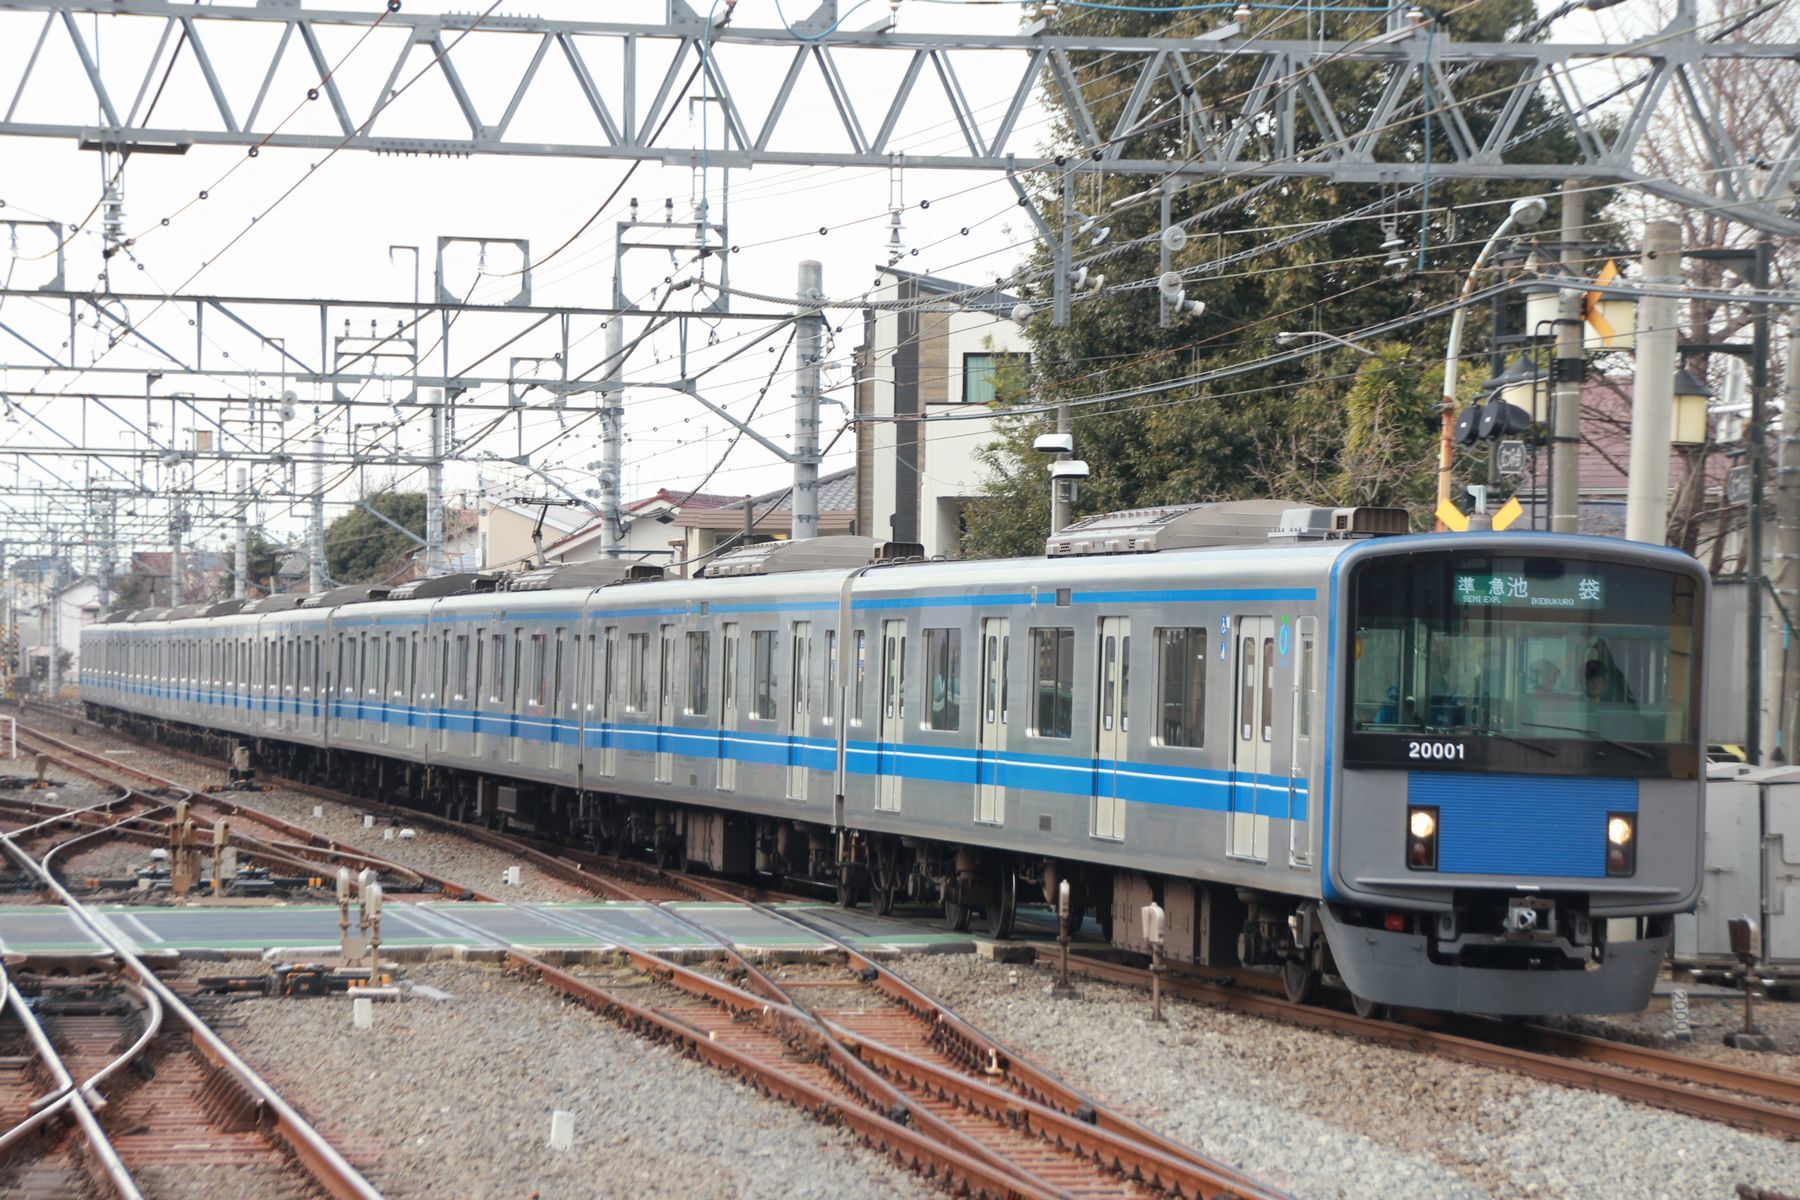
1774, 325, 1800, 764
169, 514, 184, 607
426, 390, 446, 575
233, 466, 249, 600
309, 420, 326, 594
47, 530, 59, 699
1550, 183, 1585, 534
1625, 220, 1680, 545
598, 320, 624, 559
792, 260, 823, 542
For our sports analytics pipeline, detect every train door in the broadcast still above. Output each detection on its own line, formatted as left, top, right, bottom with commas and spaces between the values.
1289, 617, 1316, 866
1092, 617, 1129, 840
655, 625, 675, 783
718, 623, 739, 791
1231, 616, 1275, 860
599, 626, 618, 777
976, 618, 1009, 825
876, 619, 905, 812
787, 622, 811, 800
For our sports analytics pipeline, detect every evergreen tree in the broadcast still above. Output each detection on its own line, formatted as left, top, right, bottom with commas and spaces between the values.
325, 492, 427, 584
963, 0, 1582, 557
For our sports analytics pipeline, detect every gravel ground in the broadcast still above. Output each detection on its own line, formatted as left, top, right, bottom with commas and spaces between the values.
1558, 987, 1800, 1075
39, 729, 588, 904
208, 961, 930, 1200
887, 954, 1800, 1200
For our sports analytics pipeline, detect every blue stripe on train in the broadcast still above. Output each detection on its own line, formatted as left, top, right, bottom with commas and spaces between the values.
82, 677, 1308, 819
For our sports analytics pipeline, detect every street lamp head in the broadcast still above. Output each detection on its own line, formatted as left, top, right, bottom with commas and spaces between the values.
1508, 195, 1549, 228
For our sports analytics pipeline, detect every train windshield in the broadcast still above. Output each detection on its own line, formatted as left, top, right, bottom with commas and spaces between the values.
1345, 552, 1702, 776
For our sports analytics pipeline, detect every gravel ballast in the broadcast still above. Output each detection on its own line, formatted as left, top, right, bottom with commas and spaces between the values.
212, 961, 930, 1200
887, 954, 1800, 1200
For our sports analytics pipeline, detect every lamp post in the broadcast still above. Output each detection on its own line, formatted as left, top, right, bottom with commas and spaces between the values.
1438, 196, 1549, 528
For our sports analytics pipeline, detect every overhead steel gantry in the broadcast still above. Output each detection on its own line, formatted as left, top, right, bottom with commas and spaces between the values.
0, 0, 1796, 232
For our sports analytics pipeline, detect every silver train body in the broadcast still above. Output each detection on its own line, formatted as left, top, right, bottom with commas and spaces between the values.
80, 514, 1708, 1015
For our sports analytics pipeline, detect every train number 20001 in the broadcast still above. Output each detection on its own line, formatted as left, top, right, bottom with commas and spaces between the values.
1407, 741, 1465, 760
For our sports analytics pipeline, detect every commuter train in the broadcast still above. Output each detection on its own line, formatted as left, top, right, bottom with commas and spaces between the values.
79, 500, 1708, 1015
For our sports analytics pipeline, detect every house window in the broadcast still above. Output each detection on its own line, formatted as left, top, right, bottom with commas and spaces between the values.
962, 352, 1029, 405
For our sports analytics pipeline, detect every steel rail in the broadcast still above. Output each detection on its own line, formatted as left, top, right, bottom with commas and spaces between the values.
0, 822, 383, 1199
2, 980, 163, 1151
0, 963, 142, 1199
1036, 947, 1800, 1141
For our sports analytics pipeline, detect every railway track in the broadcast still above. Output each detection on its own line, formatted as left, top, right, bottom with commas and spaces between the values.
1034, 946, 1800, 1142
0, 777, 382, 1197
19, 712, 1287, 1198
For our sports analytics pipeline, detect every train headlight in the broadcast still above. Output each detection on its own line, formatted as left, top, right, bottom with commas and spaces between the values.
1606, 813, 1636, 876
1406, 805, 1438, 871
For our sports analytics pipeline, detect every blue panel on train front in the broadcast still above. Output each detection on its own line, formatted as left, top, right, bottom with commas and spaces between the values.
1407, 772, 1638, 878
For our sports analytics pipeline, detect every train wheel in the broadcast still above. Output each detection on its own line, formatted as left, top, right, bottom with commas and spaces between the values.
943, 886, 975, 932
1350, 991, 1388, 1020
982, 873, 1017, 940
1282, 958, 1316, 1005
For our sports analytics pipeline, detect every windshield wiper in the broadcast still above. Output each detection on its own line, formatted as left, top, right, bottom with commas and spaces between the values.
1483, 729, 1556, 757
1519, 721, 1653, 760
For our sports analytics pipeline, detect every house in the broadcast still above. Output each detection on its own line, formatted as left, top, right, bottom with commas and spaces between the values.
542, 488, 736, 567
391, 508, 482, 583
478, 499, 594, 572
671, 469, 857, 572
854, 265, 1028, 559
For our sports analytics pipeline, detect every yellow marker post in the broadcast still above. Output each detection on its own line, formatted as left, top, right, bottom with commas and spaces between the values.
1436, 499, 1469, 532
1492, 496, 1524, 531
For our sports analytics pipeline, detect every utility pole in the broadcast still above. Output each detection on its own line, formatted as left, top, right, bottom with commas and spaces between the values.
1550, 183, 1584, 535
1051, 405, 1073, 536
792, 259, 823, 542
309, 418, 326, 594
1626, 220, 1679, 545
598, 320, 624, 559
1746, 237, 1772, 765
46, 528, 59, 699
170, 506, 185, 607
426, 390, 446, 575
1775, 324, 1799, 765
233, 466, 249, 600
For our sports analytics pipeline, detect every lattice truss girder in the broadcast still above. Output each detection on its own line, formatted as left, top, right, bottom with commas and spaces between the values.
0, 1, 1796, 232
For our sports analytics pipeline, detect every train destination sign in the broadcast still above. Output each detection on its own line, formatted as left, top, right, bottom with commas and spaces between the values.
1452, 572, 1604, 608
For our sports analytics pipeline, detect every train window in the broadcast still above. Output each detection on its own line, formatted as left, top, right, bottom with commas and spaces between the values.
1100, 636, 1117, 732
720, 624, 739, 721
1261, 638, 1275, 743
851, 630, 867, 725
924, 629, 961, 731
751, 630, 777, 721
1030, 628, 1074, 739
1298, 623, 1316, 740
512, 632, 525, 712
452, 636, 469, 701
1120, 635, 1130, 732
602, 628, 618, 718
823, 630, 838, 725
1154, 628, 1207, 748
552, 631, 566, 719
580, 634, 595, 714
488, 634, 506, 704
790, 624, 811, 728
1238, 640, 1254, 741
625, 633, 649, 714
527, 634, 548, 708
687, 631, 711, 715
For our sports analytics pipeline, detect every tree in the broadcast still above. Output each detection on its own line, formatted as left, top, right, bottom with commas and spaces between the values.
961, 0, 1582, 558
324, 492, 427, 584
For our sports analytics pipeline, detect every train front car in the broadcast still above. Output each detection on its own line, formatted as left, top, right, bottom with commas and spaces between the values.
1321, 534, 1706, 1015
